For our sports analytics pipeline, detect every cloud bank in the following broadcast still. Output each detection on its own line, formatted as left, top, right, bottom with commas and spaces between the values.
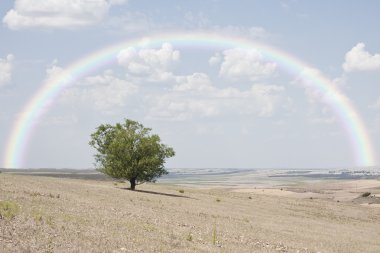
213, 48, 277, 81
117, 43, 180, 81
343, 43, 380, 72
3, 0, 127, 30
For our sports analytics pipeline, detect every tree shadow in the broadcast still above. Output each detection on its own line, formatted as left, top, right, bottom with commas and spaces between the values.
121, 188, 195, 199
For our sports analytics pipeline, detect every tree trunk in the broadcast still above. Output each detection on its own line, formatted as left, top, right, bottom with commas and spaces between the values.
130, 178, 136, 190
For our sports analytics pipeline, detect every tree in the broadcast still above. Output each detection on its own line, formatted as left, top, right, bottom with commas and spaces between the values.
89, 119, 175, 190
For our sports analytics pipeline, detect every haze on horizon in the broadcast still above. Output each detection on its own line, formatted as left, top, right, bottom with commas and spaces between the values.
1, 1, 380, 169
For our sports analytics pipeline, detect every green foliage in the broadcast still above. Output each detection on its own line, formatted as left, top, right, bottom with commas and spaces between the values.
186, 232, 193, 241
212, 223, 217, 245
179, 189, 185, 194
89, 119, 175, 189
0, 200, 19, 220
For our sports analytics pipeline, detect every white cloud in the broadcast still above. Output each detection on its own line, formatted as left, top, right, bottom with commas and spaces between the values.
147, 72, 286, 121
215, 48, 277, 81
307, 102, 336, 125
117, 43, 180, 81
247, 84, 286, 116
147, 73, 219, 120
300, 67, 351, 107
85, 72, 138, 113
0, 54, 14, 87
108, 0, 127, 4
343, 43, 380, 72
46, 59, 64, 78
292, 67, 345, 125
208, 53, 221, 66
61, 70, 138, 114
3, 0, 127, 30
173, 73, 214, 93
293, 67, 330, 104
44, 60, 79, 93
182, 12, 271, 41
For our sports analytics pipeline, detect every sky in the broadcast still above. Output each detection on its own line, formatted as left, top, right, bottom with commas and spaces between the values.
0, 0, 380, 169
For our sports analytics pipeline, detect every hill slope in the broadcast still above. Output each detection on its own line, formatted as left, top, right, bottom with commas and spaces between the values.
1, 174, 380, 252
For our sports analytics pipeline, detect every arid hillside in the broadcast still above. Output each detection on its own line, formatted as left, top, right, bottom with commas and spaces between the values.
1, 174, 380, 252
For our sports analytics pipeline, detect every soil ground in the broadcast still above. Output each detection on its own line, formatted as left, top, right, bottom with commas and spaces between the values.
1, 173, 380, 252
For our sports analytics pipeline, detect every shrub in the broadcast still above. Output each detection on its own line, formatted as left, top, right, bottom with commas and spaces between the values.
179, 189, 185, 194
186, 232, 193, 241
0, 200, 19, 220
361, 192, 371, 197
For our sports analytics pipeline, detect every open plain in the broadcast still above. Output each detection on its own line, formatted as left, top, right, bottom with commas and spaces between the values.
1, 173, 380, 253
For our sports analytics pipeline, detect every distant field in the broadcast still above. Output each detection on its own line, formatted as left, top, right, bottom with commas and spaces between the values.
1, 173, 380, 252
2, 167, 379, 187
0, 168, 109, 181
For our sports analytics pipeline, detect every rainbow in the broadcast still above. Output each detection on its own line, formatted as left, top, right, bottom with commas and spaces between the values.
3, 32, 377, 168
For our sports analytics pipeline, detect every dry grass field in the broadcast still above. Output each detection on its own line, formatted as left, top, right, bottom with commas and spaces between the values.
1, 173, 380, 252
